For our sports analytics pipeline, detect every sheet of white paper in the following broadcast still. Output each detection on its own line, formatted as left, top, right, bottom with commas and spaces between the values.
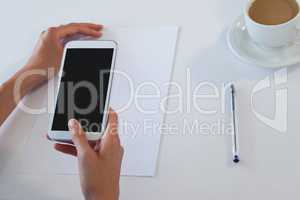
102, 27, 178, 176
3, 27, 178, 177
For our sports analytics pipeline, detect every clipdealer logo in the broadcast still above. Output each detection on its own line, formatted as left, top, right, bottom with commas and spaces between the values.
251, 68, 288, 133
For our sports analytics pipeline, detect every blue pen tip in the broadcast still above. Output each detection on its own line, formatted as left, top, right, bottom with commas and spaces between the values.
233, 155, 240, 163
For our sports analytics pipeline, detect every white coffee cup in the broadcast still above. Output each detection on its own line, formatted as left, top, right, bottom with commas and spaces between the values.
244, 0, 300, 48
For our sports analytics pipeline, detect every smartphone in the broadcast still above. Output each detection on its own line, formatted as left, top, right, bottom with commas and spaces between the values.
48, 40, 117, 142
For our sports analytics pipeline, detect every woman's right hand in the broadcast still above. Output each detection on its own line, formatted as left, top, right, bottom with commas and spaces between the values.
54, 109, 124, 200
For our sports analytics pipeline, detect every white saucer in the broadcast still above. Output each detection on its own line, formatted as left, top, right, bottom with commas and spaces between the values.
227, 16, 300, 68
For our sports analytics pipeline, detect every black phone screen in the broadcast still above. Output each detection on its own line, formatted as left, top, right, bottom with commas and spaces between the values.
51, 48, 114, 132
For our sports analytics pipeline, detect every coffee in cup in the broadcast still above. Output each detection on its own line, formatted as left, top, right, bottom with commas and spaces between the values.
249, 0, 299, 25
244, 0, 300, 47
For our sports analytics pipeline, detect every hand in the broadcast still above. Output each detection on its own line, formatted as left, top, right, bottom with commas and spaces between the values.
54, 109, 124, 200
0, 23, 102, 126
24, 23, 103, 86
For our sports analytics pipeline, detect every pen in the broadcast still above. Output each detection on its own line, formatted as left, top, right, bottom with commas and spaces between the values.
230, 84, 240, 163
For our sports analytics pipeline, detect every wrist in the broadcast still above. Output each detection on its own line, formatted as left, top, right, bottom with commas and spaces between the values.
12, 66, 48, 96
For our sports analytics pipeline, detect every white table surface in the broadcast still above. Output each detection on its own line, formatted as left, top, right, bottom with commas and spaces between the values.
1, 0, 300, 199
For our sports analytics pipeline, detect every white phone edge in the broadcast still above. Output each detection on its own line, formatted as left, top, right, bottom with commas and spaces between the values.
48, 40, 118, 142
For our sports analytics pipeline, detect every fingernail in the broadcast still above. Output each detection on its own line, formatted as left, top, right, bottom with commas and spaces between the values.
68, 119, 78, 132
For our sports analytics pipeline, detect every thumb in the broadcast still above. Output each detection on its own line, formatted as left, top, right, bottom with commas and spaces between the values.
68, 119, 92, 155
100, 108, 120, 153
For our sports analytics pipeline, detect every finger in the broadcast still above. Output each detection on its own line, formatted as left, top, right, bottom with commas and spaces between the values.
75, 23, 103, 30
57, 23, 103, 38
46, 133, 75, 145
68, 119, 93, 155
104, 108, 119, 139
100, 108, 121, 153
64, 23, 103, 30
54, 143, 77, 156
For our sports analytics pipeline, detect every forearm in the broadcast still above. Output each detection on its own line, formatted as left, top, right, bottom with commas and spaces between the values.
0, 66, 47, 126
